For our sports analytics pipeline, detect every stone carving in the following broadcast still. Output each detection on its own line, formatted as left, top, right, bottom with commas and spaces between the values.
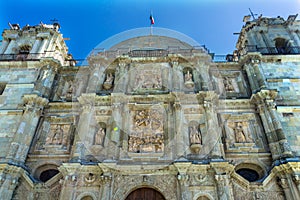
103, 73, 114, 90
45, 124, 69, 146
223, 77, 235, 92
189, 125, 202, 145
227, 121, 253, 143
94, 127, 105, 145
134, 71, 162, 90
184, 71, 194, 88
66, 80, 75, 99
128, 109, 164, 153
128, 134, 164, 153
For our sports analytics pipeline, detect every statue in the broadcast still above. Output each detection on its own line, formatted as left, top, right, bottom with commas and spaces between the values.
189, 125, 202, 145
46, 125, 64, 145
66, 80, 75, 99
184, 71, 194, 88
223, 77, 235, 92
184, 71, 193, 82
103, 73, 114, 90
228, 121, 253, 143
94, 127, 105, 145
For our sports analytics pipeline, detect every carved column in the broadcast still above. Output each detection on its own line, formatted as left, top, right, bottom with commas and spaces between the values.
108, 103, 122, 160
6, 94, 48, 165
174, 162, 192, 200
278, 177, 295, 200
243, 59, 266, 93
0, 164, 23, 200
251, 90, 293, 160
4, 38, 17, 54
215, 174, 234, 200
30, 38, 42, 54
99, 174, 112, 200
202, 92, 224, 159
174, 101, 184, 157
58, 163, 80, 200
171, 59, 182, 91
0, 39, 9, 54
293, 174, 300, 196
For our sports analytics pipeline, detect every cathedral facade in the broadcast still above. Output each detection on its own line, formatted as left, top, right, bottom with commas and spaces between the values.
0, 14, 300, 200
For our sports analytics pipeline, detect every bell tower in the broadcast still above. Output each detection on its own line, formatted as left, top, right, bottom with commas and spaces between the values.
236, 14, 300, 55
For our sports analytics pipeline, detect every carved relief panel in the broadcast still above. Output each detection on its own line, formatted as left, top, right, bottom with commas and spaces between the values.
33, 116, 74, 154
220, 113, 268, 152
128, 107, 164, 153
127, 63, 170, 93
211, 70, 250, 98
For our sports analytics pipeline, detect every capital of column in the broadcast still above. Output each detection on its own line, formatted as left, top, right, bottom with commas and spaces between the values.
250, 89, 278, 105
22, 94, 48, 110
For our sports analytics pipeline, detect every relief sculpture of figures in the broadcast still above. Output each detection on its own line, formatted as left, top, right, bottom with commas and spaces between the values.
134, 71, 162, 90
228, 121, 253, 143
94, 127, 105, 145
189, 125, 202, 145
46, 125, 64, 145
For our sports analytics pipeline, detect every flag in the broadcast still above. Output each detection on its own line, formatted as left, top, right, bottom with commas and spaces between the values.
150, 14, 155, 25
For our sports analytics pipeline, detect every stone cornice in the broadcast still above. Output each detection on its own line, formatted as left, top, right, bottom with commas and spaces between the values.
22, 94, 49, 108
250, 90, 278, 105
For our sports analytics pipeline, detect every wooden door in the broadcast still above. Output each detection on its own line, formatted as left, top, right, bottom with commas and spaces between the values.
125, 188, 165, 200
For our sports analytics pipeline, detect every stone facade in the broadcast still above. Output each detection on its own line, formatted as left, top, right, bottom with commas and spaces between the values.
0, 14, 300, 200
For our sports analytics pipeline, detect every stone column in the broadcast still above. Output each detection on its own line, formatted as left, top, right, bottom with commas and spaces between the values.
58, 163, 81, 200
171, 59, 182, 91
174, 162, 192, 200
174, 101, 184, 158
279, 177, 295, 200
0, 164, 23, 200
293, 174, 300, 197
30, 38, 42, 54
251, 90, 293, 161
108, 102, 122, 160
6, 94, 48, 165
4, 39, 17, 54
0, 39, 9, 54
202, 92, 224, 159
215, 174, 234, 200
99, 174, 112, 200
37, 38, 48, 54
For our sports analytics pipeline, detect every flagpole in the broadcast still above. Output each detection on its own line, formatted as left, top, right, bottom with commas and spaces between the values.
150, 11, 154, 35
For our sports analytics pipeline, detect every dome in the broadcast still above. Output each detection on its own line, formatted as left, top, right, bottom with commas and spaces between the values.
89, 27, 204, 55
109, 35, 193, 50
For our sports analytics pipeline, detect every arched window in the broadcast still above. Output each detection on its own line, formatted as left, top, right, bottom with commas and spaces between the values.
39, 169, 59, 182
81, 196, 93, 200
125, 188, 165, 200
235, 163, 265, 182
274, 38, 289, 54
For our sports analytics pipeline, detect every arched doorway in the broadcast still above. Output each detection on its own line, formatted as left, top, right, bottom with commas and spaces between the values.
125, 188, 165, 200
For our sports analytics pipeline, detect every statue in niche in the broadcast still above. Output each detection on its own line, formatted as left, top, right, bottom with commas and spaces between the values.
94, 127, 106, 145
103, 73, 114, 90
223, 77, 235, 92
184, 71, 194, 88
228, 121, 253, 143
189, 125, 202, 145
66, 80, 75, 99
46, 125, 64, 145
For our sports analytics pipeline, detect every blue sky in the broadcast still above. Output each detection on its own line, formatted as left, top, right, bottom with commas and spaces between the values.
1, 0, 299, 60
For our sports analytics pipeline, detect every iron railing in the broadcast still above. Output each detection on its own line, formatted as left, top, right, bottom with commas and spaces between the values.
245, 45, 300, 55
0, 53, 45, 61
